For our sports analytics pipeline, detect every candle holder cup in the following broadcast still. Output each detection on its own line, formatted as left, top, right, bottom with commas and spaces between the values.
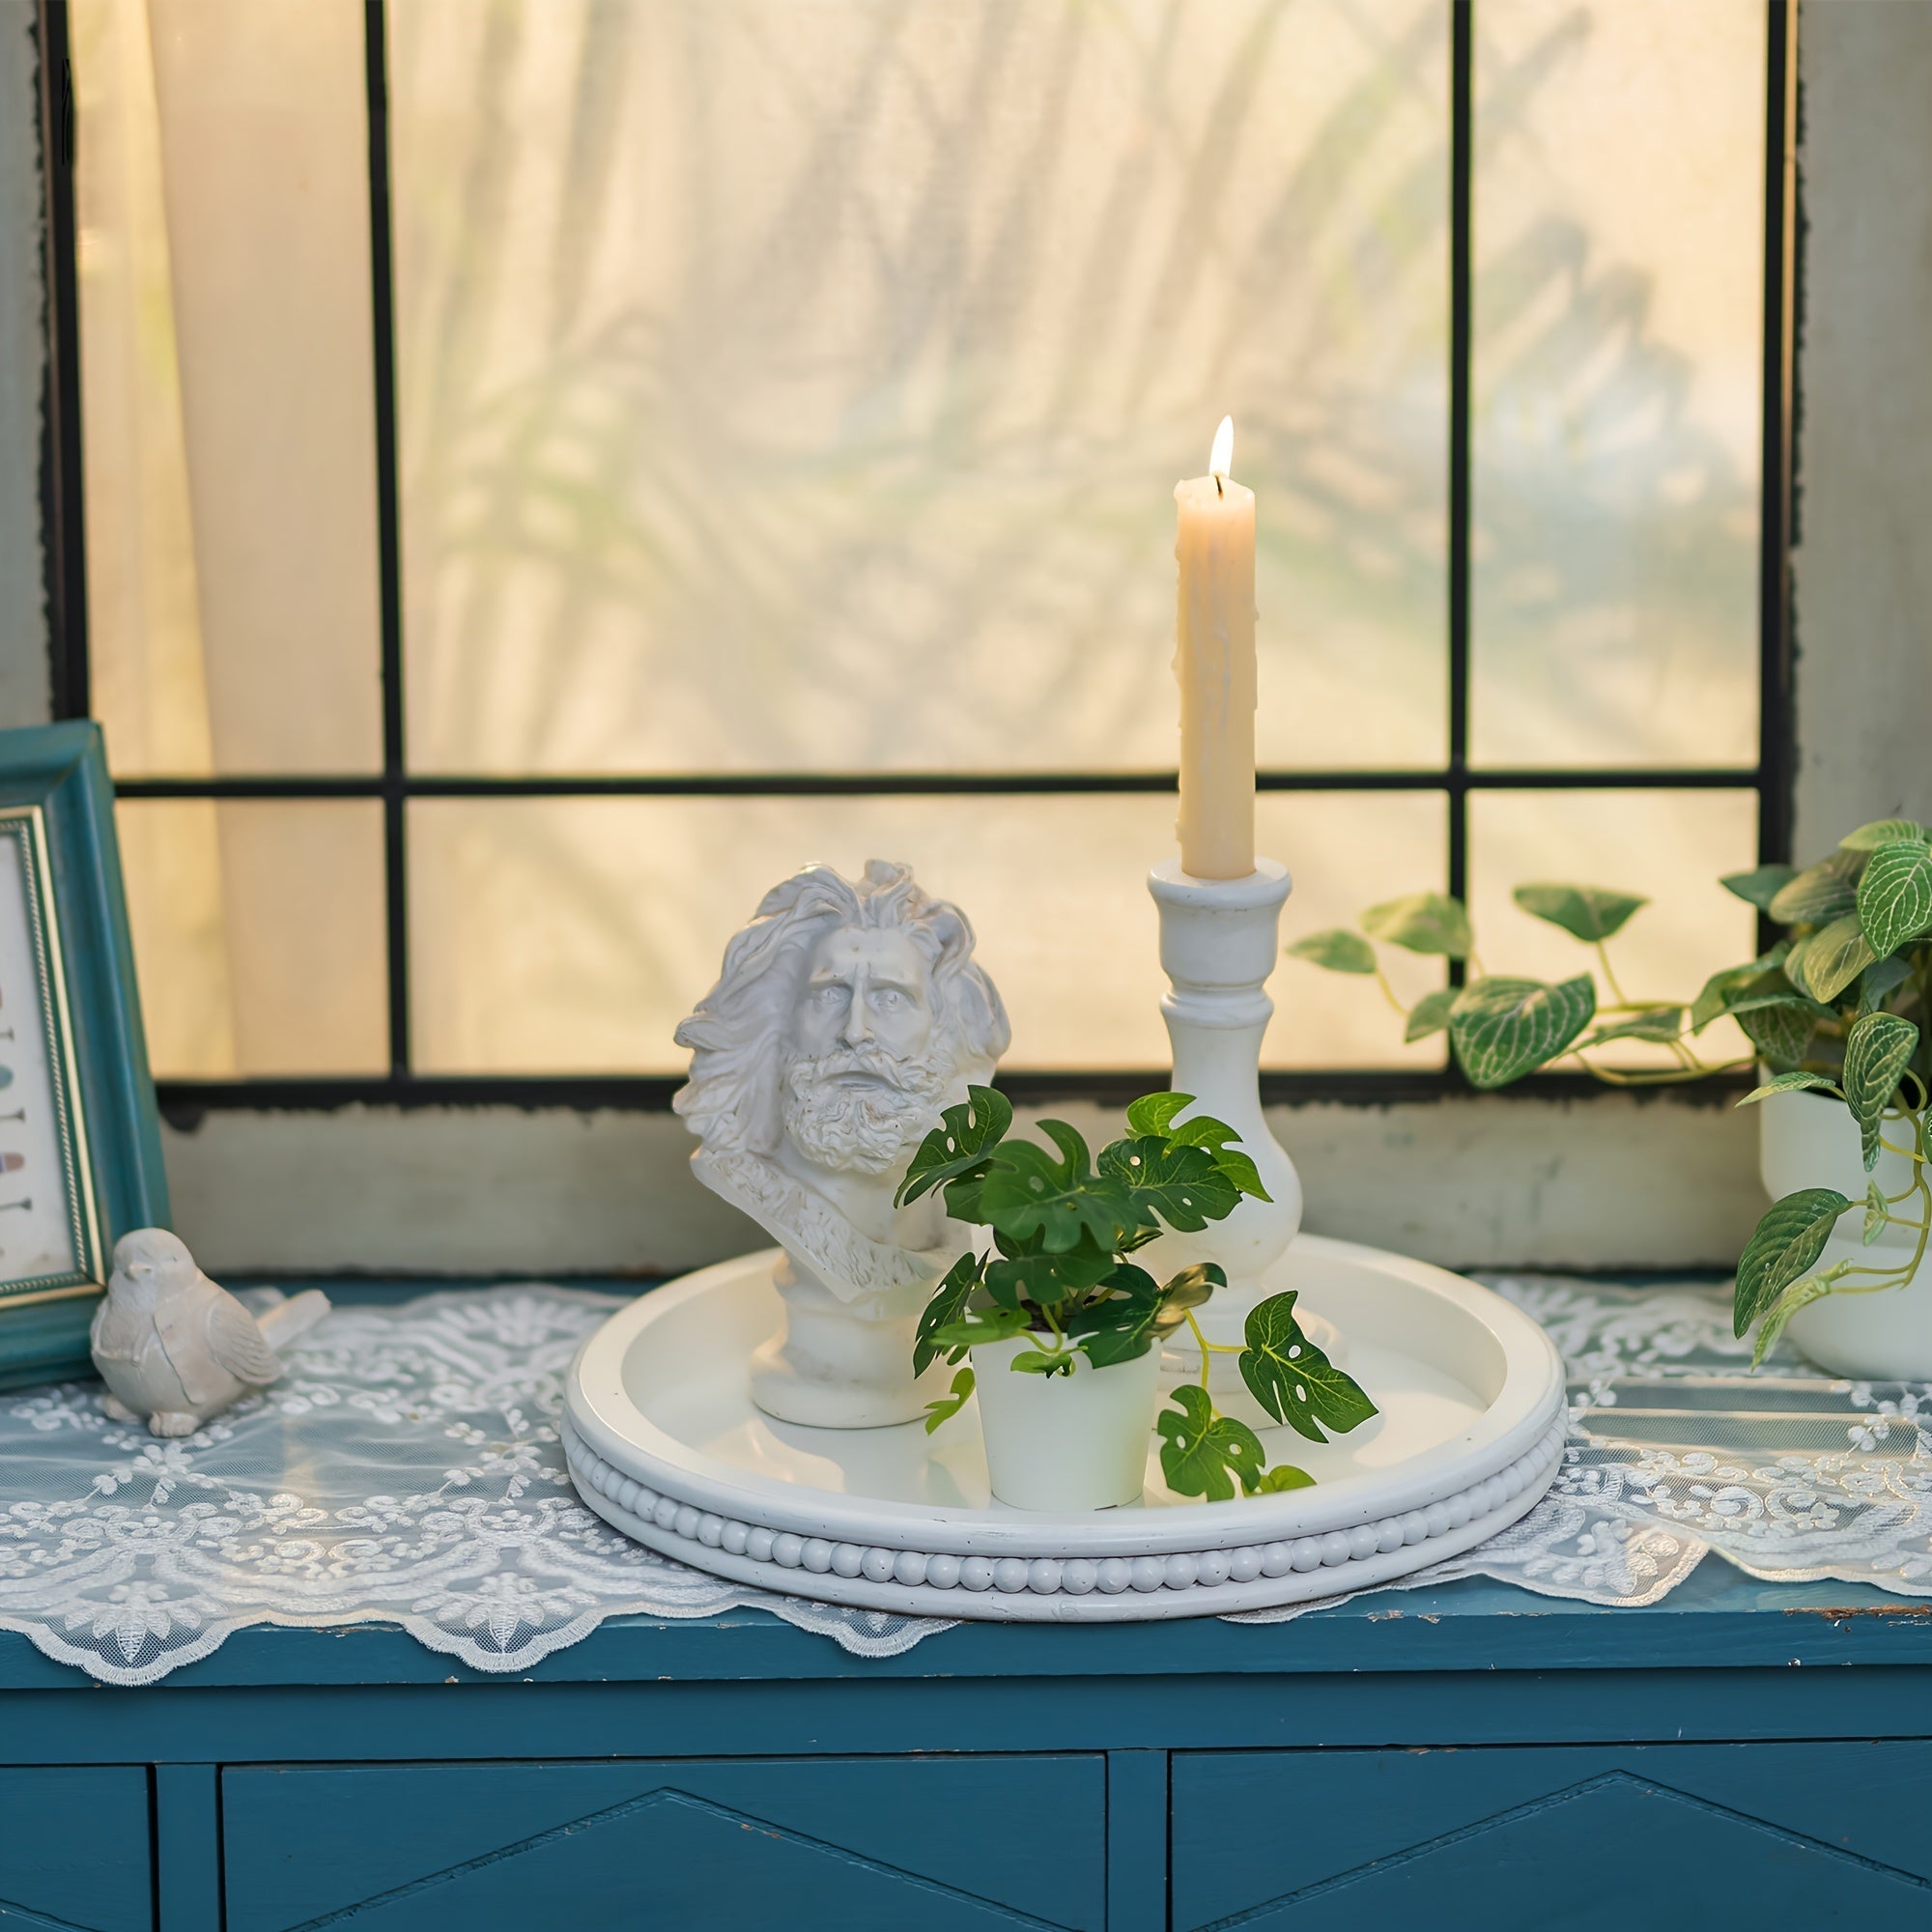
1139, 857, 1312, 1425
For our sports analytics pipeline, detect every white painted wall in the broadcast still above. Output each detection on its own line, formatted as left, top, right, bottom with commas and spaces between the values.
3, 3, 1924, 1275
1790, 0, 1932, 858
0, 3, 51, 727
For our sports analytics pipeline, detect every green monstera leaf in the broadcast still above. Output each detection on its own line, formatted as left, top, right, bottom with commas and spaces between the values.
978, 1122, 1141, 1254
1361, 892, 1472, 959
1238, 1291, 1378, 1444
922, 1366, 976, 1435
1840, 1010, 1921, 1170
1734, 1188, 1852, 1338
1097, 1136, 1239, 1234
913, 1250, 982, 1375
1156, 1384, 1266, 1500
1513, 882, 1648, 943
1449, 976, 1596, 1088
1285, 929, 1377, 974
896, 1086, 1012, 1208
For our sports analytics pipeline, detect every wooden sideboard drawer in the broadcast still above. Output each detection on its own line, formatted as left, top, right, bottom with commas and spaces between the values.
221, 1754, 1106, 1930
1172, 1742, 1932, 1928
0, 1766, 151, 1932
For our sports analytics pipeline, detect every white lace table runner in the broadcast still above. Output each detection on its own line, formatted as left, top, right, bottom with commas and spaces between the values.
2, 1278, 1927, 1685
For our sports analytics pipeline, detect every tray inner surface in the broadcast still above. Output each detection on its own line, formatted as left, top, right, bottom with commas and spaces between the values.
617, 1250, 1509, 1515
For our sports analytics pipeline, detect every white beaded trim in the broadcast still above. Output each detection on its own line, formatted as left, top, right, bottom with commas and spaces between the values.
562, 1412, 1566, 1601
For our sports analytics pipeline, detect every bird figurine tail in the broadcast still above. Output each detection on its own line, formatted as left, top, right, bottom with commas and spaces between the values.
255, 1289, 331, 1352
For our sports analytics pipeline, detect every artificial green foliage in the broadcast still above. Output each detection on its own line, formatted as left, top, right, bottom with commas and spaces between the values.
1285, 815, 1932, 1361
1513, 882, 1648, 943
1285, 929, 1377, 974
904, 1090, 1376, 1492
1237, 1290, 1379, 1444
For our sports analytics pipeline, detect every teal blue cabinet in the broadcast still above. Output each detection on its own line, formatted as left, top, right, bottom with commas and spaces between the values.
1171, 1743, 1932, 1926
222, 1756, 1107, 1930
0, 1767, 151, 1930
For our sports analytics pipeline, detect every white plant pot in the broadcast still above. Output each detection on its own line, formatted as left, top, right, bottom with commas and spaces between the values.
970, 1333, 1163, 1512
1757, 1087, 1932, 1379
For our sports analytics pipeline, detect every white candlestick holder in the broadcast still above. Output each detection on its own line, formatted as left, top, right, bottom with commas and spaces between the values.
1141, 857, 1308, 1415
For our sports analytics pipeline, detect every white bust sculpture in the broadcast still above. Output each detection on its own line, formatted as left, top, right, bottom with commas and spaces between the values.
674, 860, 1009, 1428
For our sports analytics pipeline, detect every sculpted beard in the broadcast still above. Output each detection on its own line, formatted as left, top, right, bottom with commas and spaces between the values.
781, 1040, 954, 1174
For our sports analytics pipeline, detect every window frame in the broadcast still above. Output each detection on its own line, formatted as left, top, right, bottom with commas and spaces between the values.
36, 0, 1798, 1122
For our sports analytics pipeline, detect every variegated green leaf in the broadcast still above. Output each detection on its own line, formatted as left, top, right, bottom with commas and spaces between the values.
1583, 1006, 1684, 1048
1769, 849, 1864, 926
1840, 819, 1932, 851
1449, 976, 1596, 1089
1360, 892, 1472, 959
1840, 1009, 1920, 1169
1284, 928, 1377, 974
1735, 1069, 1841, 1107
1792, 913, 1876, 1005
1721, 864, 1798, 911
1865, 1180, 1889, 1246
1512, 882, 1648, 943
1404, 987, 1457, 1043
1733, 1187, 1852, 1337
1857, 839, 1932, 956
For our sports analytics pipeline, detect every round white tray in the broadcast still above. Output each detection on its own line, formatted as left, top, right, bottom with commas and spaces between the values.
562, 1235, 1567, 1622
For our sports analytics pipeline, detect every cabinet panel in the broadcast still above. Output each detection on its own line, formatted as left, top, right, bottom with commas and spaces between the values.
224, 1754, 1105, 1931
0, 1766, 151, 1931
1173, 1742, 1932, 1928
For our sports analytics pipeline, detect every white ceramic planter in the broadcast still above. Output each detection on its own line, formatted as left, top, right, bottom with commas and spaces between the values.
1758, 1087, 1932, 1379
970, 1333, 1163, 1512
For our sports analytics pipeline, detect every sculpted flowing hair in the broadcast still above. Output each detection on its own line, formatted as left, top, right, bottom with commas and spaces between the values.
672, 861, 1010, 1155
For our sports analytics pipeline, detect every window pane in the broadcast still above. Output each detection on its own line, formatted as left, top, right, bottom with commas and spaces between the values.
74, 0, 384, 776
391, 0, 1448, 778
117, 801, 388, 1076
1469, 1, 1764, 770
1467, 789, 1758, 1070
410, 793, 1442, 1075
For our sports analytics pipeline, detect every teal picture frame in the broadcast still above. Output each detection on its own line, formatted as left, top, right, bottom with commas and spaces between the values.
0, 723, 169, 1391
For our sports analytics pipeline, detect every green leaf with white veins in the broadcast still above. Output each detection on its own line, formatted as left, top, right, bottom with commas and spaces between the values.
1735, 1070, 1842, 1108
1582, 1006, 1684, 1048
1239, 1291, 1378, 1442
1734, 1187, 1852, 1337
1865, 1180, 1889, 1246
1841, 819, 1932, 851
1734, 997, 1823, 1069
1792, 913, 1876, 1005
1513, 882, 1648, 943
1156, 1384, 1267, 1500
1841, 1010, 1921, 1169
1285, 929, 1377, 974
1857, 839, 1932, 956
1769, 848, 1864, 926
1721, 864, 1798, 911
1449, 976, 1596, 1088
1405, 987, 1457, 1042
1361, 892, 1472, 959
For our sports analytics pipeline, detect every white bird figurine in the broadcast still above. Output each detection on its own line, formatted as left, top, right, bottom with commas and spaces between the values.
89, 1228, 330, 1436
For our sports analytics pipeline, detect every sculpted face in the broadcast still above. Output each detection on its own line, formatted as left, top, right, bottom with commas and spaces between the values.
781, 926, 952, 1176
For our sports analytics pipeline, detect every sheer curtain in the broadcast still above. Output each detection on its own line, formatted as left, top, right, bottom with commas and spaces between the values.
74, 0, 385, 1076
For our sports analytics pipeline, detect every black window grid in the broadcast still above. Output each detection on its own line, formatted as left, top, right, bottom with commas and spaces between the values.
35, 0, 1798, 1121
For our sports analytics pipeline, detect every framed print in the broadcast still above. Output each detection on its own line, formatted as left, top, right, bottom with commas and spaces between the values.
0, 723, 169, 1391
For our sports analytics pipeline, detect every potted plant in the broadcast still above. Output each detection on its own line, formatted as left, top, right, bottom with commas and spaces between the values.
1286, 817, 1932, 1378
897, 1089, 1376, 1511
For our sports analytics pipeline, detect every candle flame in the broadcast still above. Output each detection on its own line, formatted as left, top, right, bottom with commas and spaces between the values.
1209, 414, 1234, 481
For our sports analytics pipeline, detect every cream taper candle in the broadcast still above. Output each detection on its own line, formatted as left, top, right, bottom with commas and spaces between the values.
1174, 415, 1257, 879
